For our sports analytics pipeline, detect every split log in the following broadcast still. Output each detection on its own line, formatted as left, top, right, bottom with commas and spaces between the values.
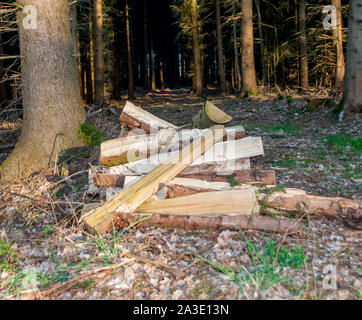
100, 126, 246, 166
92, 168, 276, 188
136, 188, 259, 216
165, 178, 232, 198
81, 126, 225, 234
100, 136, 263, 174
119, 101, 177, 133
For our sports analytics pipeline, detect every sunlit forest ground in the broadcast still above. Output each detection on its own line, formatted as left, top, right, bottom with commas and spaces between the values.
0, 87, 361, 300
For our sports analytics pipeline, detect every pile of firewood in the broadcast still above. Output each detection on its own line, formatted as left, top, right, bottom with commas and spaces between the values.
81, 101, 361, 235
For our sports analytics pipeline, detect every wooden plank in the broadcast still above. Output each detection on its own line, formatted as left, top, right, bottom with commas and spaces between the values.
136, 188, 258, 216
81, 126, 226, 234
119, 101, 177, 133
100, 126, 246, 166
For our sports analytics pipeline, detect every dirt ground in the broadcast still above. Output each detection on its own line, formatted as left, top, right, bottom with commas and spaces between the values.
0, 87, 361, 300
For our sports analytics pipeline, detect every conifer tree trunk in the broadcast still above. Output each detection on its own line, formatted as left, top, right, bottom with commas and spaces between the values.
191, 0, 203, 97
143, 0, 149, 88
255, 0, 267, 86
332, 0, 345, 89
240, 0, 257, 95
125, 0, 134, 98
79, 3, 93, 104
93, 0, 105, 105
298, 0, 308, 89
150, 33, 156, 91
342, 0, 362, 115
0, 0, 86, 181
232, 3, 240, 92
216, 0, 227, 93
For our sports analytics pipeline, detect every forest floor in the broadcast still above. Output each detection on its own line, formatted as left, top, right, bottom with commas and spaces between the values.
0, 87, 361, 300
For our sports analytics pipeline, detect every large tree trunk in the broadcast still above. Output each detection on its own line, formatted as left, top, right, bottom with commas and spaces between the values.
240, 0, 257, 95
332, 0, 345, 89
342, 0, 362, 114
191, 0, 203, 97
298, 0, 308, 89
92, 0, 105, 105
125, 0, 134, 99
215, 0, 227, 93
0, 0, 86, 181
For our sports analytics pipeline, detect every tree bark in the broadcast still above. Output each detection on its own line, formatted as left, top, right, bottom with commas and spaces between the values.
0, 0, 86, 181
298, 0, 308, 89
143, 0, 149, 89
150, 33, 156, 91
332, 0, 345, 89
255, 0, 267, 86
190, 0, 203, 97
342, 0, 362, 114
69, 0, 80, 86
125, 0, 134, 99
240, 0, 257, 95
92, 0, 105, 105
232, 2, 241, 92
112, 1, 122, 100
216, 0, 227, 93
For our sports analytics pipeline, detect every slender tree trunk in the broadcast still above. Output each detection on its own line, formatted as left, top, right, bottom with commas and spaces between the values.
332, 0, 345, 89
92, 0, 104, 105
342, 0, 362, 115
159, 59, 165, 90
150, 33, 156, 91
79, 4, 93, 104
125, 0, 134, 99
232, 2, 241, 92
112, 30, 122, 100
255, 0, 267, 86
0, 34, 9, 102
215, 0, 227, 93
190, 0, 203, 97
240, 0, 257, 95
298, 0, 308, 89
69, 0, 81, 88
0, 0, 86, 181
143, 0, 149, 88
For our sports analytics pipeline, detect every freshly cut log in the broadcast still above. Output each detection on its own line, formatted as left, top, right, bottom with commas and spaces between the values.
192, 101, 233, 129
113, 211, 301, 233
81, 126, 225, 234
91, 168, 276, 188
165, 178, 232, 198
119, 101, 177, 133
259, 190, 361, 216
100, 126, 246, 166
81, 202, 301, 233
136, 189, 258, 216
102, 136, 262, 175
